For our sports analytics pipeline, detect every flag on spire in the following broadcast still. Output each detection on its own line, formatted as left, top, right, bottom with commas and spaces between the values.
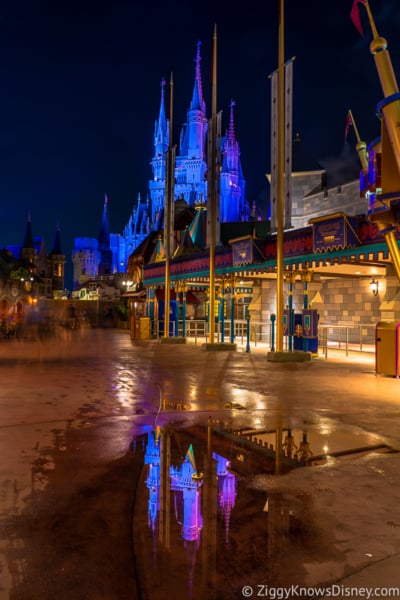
186, 444, 197, 473
345, 112, 353, 141
350, 0, 366, 36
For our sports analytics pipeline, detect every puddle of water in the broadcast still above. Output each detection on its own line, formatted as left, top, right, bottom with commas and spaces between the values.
233, 423, 389, 465
131, 420, 393, 599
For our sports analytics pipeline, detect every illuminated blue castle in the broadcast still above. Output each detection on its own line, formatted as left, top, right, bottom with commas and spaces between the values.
149, 41, 247, 228
72, 41, 247, 286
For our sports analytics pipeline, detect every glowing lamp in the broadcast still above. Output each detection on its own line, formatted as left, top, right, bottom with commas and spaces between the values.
370, 278, 379, 296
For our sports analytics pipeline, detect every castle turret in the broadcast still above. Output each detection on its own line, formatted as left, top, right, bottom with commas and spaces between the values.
220, 101, 246, 222
174, 41, 208, 207
49, 223, 65, 293
154, 78, 169, 160
97, 194, 112, 276
150, 79, 169, 221
20, 212, 36, 266
186, 41, 207, 161
71, 238, 100, 289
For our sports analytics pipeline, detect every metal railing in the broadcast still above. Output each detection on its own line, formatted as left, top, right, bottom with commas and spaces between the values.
154, 319, 275, 349
318, 323, 376, 357
152, 319, 376, 356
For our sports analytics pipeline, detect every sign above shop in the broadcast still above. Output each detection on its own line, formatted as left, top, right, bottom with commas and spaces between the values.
310, 212, 360, 252
230, 236, 265, 266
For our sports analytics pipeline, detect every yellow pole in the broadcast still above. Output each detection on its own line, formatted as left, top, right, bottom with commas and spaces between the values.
361, 1, 400, 283
164, 73, 174, 338
349, 109, 369, 172
276, 0, 285, 352
382, 228, 400, 281
364, 0, 379, 40
364, 1, 400, 173
275, 427, 282, 475
208, 25, 217, 344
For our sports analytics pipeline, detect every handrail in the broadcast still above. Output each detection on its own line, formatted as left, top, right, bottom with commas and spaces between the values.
151, 319, 376, 356
318, 323, 376, 357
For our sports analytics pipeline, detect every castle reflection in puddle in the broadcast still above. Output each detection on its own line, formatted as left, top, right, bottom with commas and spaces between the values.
131, 419, 391, 599
131, 422, 296, 600
144, 425, 237, 546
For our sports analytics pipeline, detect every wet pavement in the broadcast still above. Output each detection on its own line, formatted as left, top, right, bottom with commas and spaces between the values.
0, 329, 400, 599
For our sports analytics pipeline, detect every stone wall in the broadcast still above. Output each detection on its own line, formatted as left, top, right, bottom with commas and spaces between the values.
291, 178, 369, 230
247, 274, 400, 345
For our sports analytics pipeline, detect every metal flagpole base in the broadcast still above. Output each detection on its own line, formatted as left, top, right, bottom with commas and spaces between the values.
202, 342, 237, 352
267, 350, 312, 362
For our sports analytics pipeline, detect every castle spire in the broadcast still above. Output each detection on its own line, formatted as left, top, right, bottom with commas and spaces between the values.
154, 77, 169, 155
222, 99, 239, 176
98, 193, 110, 248
220, 99, 246, 222
187, 41, 207, 161
97, 193, 112, 276
22, 210, 34, 249
190, 40, 205, 113
228, 99, 236, 144
49, 222, 65, 292
51, 222, 62, 255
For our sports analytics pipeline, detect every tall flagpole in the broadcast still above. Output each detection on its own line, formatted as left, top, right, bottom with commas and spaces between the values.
348, 110, 369, 172
164, 72, 174, 338
354, 0, 400, 284
276, 0, 285, 352
208, 24, 217, 344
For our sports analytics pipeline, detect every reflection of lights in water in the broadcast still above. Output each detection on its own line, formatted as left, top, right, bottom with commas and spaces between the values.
255, 400, 266, 410
143, 430, 237, 552
230, 385, 266, 407
112, 366, 135, 407
318, 417, 333, 437
189, 385, 198, 401
323, 444, 329, 454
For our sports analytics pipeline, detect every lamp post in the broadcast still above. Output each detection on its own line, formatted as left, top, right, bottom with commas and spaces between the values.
220, 282, 225, 343
270, 313, 276, 352
230, 275, 236, 344
246, 310, 251, 353
301, 269, 312, 352
181, 283, 187, 337
285, 270, 296, 351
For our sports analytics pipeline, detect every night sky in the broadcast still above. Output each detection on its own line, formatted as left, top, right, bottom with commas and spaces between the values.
1, 0, 400, 287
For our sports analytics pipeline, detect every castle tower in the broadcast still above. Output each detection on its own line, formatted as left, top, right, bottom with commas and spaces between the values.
147, 40, 247, 231
220, 100, 246, 222
186, 40, 207, 161
97, 194, 112, 276
149, 79, 169, 222
20, 212, 36, 267
175, 41, 208, 207
71, 238, 100, 289
111, 38, 249, 273
117, 193, 152, 271
71, 194, 114, 289
49, 223, 65, 293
